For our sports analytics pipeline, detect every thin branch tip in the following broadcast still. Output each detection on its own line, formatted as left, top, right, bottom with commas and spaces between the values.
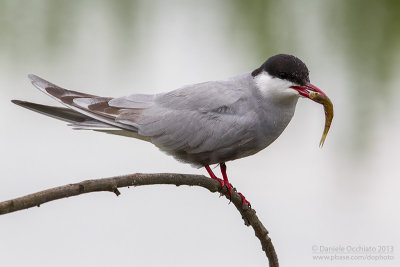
113, 188, 121, 196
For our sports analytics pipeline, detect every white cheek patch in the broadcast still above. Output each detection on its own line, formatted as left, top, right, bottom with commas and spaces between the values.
254, 71, 298, 99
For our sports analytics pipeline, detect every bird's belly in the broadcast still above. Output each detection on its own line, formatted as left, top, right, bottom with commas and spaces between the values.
160, 135, 269, 167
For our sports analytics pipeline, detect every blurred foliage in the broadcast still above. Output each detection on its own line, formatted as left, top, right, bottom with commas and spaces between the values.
229, 0, 279, 55
323, 0, 400, 149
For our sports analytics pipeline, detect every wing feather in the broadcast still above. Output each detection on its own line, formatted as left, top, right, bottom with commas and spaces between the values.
134, 73, 260, 154
24, 73, 260, 165
28, 74, 138, 131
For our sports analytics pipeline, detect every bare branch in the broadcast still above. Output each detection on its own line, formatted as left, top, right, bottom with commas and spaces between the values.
0, 173, 279, 267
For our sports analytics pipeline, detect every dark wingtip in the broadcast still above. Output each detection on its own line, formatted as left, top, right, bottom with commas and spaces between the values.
11, 99, 24, 105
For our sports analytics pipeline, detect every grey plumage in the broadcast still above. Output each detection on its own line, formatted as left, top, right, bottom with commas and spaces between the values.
14, 72, 299, 167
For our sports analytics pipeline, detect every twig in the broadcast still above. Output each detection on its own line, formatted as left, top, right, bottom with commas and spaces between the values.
0, 173, 279, 267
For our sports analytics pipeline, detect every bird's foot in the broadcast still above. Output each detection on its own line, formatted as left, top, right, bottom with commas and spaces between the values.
211, 177, 232, 196
219, 162, 232, 196
205, 165, 232, 195
211, 176, 225, 189
238, 192, 251, 208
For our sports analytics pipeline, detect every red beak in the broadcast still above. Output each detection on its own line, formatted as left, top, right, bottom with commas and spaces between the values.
290, 82, 326, 98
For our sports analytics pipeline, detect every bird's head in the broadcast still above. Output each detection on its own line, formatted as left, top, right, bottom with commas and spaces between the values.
252, 54, 334, 146
252, 54, 326, 100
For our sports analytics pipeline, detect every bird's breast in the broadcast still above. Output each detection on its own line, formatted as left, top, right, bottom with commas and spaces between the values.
256, 98, 298, 146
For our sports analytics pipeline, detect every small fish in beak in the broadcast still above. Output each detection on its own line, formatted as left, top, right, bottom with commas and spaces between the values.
309, 91, 334, 147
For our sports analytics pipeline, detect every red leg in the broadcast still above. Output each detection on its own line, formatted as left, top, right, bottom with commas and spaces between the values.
221, 163, 250, 207
205, 165, 224, 188
220, 162, 232, 196
206, 163, 250, 208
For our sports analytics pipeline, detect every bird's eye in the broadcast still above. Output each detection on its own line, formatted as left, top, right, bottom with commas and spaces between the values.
279, 72, 287, 79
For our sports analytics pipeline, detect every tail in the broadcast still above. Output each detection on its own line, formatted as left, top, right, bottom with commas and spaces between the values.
12, 99, 149, 140
11, 75, 150, 140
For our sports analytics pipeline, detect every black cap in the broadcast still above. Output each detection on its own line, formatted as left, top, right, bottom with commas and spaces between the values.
251, 54, 310, 86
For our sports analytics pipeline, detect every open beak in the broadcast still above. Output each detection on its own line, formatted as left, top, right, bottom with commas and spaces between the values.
290, 83, 334, 147
290, 82, 326, 98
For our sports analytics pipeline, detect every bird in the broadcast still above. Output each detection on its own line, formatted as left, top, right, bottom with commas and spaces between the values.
12, 54, 331, 207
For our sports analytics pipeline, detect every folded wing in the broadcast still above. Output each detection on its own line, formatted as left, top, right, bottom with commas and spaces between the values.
20, 74, 259, 164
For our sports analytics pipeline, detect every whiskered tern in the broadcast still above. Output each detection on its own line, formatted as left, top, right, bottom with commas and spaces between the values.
12, 54, 333, 207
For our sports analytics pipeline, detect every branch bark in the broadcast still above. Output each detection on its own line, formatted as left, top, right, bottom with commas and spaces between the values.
0, 173, 279, 267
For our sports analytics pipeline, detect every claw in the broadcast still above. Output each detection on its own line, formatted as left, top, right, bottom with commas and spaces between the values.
214, 177, 225, 189
238, 193, 251, 208
214, 178, 233, 197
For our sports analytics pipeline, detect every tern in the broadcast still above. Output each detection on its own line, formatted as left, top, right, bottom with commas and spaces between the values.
12, 54, 333, 207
